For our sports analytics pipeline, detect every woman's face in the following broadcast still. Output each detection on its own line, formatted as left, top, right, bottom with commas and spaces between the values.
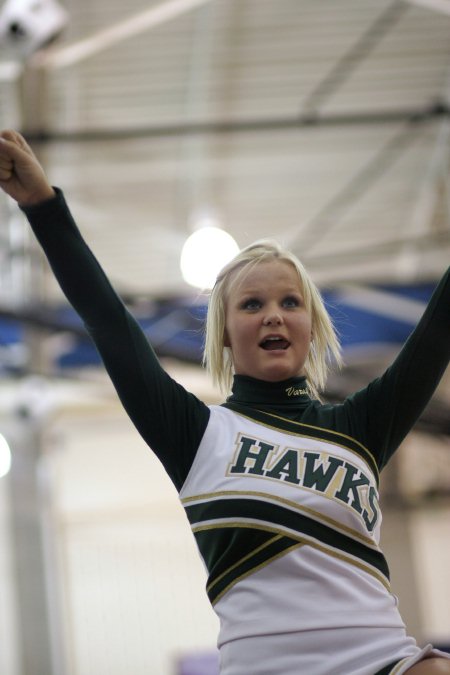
224, 259, 313, 382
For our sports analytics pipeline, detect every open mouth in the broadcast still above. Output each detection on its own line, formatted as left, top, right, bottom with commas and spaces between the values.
259, 336, 290, 351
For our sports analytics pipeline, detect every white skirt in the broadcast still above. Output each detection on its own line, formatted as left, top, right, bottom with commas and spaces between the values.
218, 627, 450, 675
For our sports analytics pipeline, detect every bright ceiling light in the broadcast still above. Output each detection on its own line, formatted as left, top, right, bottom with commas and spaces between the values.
0, 433, 12, 479
180, 225, 239, 289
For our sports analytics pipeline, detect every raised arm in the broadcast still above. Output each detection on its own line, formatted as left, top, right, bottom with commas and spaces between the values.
0, 130, 210, 489
346, 266, 450, 470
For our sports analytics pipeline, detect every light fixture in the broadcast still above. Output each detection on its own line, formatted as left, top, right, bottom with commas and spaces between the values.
0, 433, 12, 479
180, 219, 239, 290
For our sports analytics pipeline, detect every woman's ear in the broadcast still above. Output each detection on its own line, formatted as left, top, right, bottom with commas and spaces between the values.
223, 329, 231, 348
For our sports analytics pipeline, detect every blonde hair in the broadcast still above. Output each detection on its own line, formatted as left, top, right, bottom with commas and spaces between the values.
203, 240, 342, 400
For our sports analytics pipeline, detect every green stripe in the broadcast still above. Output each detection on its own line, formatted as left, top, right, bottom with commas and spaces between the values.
194, 526, 277, 581
222, 402, 379, 483
185, 496, 389, 583
200, 530, 301, 605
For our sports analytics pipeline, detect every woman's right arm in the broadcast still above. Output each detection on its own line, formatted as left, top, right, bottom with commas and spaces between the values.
0, 130, 210, 490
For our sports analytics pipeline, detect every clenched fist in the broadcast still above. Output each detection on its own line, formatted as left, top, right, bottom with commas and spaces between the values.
0, 130, 55, 206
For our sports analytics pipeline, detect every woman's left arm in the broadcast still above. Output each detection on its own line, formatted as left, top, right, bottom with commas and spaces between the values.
348, 267, 450, 469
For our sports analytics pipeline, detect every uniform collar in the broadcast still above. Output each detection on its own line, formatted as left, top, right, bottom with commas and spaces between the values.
227, 374, 311, 407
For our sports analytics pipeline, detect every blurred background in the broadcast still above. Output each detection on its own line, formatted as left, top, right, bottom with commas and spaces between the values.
0, 0, 449, 673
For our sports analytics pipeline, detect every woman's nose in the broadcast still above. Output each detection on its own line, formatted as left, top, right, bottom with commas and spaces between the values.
263, 311, 283, 325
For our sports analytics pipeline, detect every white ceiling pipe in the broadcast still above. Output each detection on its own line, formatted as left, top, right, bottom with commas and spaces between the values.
405, 0, 450, 16
30, 0, 216, 70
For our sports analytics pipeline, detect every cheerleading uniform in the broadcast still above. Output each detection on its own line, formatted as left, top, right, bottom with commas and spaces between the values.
21, 190, 450, 674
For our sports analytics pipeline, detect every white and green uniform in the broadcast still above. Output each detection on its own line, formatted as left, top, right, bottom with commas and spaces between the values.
22, 190, 450, 675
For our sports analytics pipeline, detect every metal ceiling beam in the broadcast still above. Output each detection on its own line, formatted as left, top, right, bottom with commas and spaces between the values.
284, 116, 430, 257
19, 101, 450, 143
301, 0, 409, 117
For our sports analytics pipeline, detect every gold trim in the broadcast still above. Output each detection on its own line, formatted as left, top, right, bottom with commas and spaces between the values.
306, 537, 390, 592
390, 657, 409, 674
193, 521, 282, 536
182, 489, 378, 548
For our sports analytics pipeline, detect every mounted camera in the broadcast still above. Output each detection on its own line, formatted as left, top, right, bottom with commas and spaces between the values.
0, 0, 68, 57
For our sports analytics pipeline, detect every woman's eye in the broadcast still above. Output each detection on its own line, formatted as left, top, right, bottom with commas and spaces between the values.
283, 296, 300, 308
242, 298, 261, 310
